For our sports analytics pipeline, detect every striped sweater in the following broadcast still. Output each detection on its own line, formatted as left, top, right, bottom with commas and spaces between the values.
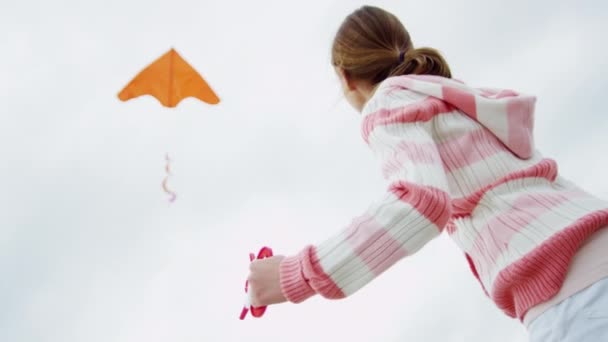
279, 75, 608, 320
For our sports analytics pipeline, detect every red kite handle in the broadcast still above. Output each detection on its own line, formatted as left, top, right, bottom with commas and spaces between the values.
239, 246, 273, 320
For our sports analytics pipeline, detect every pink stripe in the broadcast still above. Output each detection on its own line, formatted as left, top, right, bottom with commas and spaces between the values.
280, 248, 318, 303
507, 97, 535, 159
469, 190, 585, 278
437, 128, 505, 173
382, 141, 441, 178
490, 209, 608, 319
362, 97, 454, 143
389, 181, 452, 230
344, 215, 408, 276
442, 85, 477, 119
381, 127, 511, 179
451, 159, 558, 218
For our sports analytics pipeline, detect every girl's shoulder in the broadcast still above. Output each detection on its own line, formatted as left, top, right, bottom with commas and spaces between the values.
362, 76, 428, 117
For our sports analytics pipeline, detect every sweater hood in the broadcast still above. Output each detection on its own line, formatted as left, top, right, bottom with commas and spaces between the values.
380, 75, 537, 159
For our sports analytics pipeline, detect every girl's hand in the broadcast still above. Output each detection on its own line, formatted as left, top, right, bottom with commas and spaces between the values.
247, 255, 287, 307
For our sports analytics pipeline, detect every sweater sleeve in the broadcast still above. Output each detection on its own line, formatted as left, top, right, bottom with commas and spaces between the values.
279, 104, 453, 303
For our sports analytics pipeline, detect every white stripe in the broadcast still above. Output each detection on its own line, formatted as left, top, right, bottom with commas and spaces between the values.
450, 177, 562, 252
385, 158, 449, 191
369, 121, 436, 146
446, 152, 544, 197
410, 80, 444, 98
476, 97, 509, 141
385, 90, 429, 109
432, 111, 484, 143
364, 90, 428, 113
368, 122, 433, 160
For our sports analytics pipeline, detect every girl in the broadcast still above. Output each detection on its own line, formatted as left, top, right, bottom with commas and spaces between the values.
247, 5, 608, 341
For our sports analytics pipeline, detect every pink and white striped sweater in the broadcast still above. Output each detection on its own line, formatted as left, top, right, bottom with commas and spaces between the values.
279, 75, 608, 320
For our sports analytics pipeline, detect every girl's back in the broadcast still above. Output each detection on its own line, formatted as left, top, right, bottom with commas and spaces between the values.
363, 74, 608, 320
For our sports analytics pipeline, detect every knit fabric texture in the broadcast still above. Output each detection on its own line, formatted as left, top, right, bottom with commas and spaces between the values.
279, 75, 608, 320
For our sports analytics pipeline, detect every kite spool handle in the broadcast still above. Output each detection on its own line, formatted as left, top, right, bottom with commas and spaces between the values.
239, 246, 273, 320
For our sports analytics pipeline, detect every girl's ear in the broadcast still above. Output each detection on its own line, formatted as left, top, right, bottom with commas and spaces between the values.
336, 67, 357, 91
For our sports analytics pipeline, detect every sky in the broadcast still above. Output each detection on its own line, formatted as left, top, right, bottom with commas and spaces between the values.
1, 0, 607, 341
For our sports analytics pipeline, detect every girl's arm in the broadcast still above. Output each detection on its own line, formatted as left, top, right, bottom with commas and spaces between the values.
278, 119, 452, 303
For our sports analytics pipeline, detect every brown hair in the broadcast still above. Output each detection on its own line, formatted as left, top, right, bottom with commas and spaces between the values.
331, 5, 452, 85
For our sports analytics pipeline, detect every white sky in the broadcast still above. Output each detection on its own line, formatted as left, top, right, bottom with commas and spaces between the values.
1, 0, 607, 341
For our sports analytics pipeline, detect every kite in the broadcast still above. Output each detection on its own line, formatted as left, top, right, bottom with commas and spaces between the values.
118, 48, 220, 107
117, 48, 220, 203
240, 246, 274, 320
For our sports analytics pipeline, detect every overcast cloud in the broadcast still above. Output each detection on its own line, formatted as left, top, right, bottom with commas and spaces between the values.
1, 0, 607, 341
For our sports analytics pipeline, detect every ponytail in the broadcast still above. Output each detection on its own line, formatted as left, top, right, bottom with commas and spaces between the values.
390, 47, 452, 78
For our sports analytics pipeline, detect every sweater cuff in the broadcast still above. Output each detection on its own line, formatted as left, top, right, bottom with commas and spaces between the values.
279, 253, 316, 303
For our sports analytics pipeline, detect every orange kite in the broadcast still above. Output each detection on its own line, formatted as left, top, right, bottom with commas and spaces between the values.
118, 48, 220, 107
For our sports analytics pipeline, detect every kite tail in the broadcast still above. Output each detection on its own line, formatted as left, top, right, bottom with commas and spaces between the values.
163, 153, 177, 203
